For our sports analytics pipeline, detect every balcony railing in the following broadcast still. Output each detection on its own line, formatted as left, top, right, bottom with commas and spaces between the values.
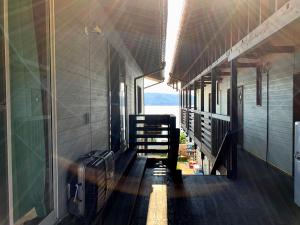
181, 108, 230, 158
180, 108, 188, 132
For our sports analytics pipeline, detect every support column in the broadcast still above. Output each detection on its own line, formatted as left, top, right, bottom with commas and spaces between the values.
188, 86, 192, 109
200, 77, 205, 112
194, 83, 197, 110
180, 90, 182, 108
211, 69, 217, 114
185, 88, 188, 109
211, 69, 217, 155
229, 59, 238, 179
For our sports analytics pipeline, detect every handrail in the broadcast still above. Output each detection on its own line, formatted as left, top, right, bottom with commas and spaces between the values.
183, 109, 231, 160
211, 113, 230, 122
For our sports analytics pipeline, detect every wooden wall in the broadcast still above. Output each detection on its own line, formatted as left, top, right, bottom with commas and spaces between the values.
198, 52, 298, 175
55, 0, 143, 217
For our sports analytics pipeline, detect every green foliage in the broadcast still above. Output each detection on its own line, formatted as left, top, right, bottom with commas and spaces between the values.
180, 131, 187, 144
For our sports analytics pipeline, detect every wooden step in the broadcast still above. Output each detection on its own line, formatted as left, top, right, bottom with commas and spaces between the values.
137, 149, 169, 154
134, 134, 169, 138
133, 142, 170, 146
100, 157, 147, 225
135, 127, 169, 131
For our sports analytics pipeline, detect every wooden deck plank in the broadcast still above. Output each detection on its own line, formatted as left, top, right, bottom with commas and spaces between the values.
131, 150, 300, 225
100, 157, 147, 225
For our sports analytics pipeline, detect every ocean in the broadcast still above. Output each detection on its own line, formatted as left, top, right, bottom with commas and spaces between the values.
145, 105, 180, 128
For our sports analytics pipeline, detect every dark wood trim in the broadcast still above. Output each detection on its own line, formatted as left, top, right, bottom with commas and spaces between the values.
229, 60, 238, 179
256, 65, 262, 106
200, 77, 205, 112
194, 83, 197, 110
211, 69, 217, 114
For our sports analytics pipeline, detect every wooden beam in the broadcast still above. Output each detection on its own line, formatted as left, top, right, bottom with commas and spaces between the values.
229, 0, 300, 61
194, 83, 197, 110
229, 60, 238, 179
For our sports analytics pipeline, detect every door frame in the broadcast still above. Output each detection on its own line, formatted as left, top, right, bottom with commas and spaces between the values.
3, 0, 59, 224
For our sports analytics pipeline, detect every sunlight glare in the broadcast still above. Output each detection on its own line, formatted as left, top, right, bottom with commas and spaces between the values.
164, 0, 186, 82
146, 184, 168, 225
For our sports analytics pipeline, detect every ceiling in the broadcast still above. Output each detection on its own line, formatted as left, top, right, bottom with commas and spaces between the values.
169, 0, 232, 85
102, 0, 167, 81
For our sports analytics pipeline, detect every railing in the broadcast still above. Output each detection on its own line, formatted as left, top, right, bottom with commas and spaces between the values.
181, 108, 188, 131
211, 114, 230, 156
184, 109, 231, 157
129, 114, 180, 171
200, 111, 212, 151
129, 115, 179, 152
188, 109, 194, 135
194, 111, 202, 143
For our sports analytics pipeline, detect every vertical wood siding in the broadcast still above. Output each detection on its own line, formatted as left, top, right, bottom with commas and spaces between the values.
199, 53, 296, 176
54, 0, 144, 217
267, 54, 294, 175
238, 54, 294, 175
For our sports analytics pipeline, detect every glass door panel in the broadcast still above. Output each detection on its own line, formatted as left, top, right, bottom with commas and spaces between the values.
8, 0, 53, 224
0, 0, 9, 224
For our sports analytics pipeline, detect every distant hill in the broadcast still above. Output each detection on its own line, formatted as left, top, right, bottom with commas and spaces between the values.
144, 93, 179, 106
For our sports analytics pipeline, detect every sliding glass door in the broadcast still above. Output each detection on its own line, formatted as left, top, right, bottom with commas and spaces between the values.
0, 0, 9, 224
8, 0, 54, 224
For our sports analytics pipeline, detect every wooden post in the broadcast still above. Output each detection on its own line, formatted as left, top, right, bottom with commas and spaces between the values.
129, 115, 136, 151
188, 86, 192, 109
211, 69, 217, 155
211, 69, 217, 114
229, 60, 238, 179
194, 83, 197, 110
168, 116, 179, 172
200, 77, 205, 112
185, 88, 188, 109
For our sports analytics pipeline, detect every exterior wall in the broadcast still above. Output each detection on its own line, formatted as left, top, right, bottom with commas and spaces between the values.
195, 52, 298, 175
237, 53, 294, 175
217, 78, 230, 115
264, 53, 294, 175
238, 67, 268, 161
55, 0, 143, 218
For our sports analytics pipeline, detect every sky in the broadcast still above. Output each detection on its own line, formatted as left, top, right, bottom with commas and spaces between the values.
145, 0, 185, 94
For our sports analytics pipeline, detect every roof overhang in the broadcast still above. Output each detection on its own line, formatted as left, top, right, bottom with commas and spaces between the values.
102, 0, 168, 81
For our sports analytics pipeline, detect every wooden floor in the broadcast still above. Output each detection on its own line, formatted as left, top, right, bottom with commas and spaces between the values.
131, 150, 300, 225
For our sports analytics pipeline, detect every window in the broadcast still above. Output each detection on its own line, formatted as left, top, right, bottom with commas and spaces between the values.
0, 0, 9, 223
8, 0, 54, 223
256, 66, 262, 106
